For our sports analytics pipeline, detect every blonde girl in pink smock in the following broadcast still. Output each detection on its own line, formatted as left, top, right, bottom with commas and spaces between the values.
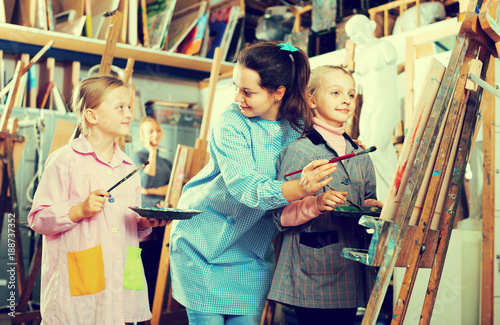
28, 76, 167, 325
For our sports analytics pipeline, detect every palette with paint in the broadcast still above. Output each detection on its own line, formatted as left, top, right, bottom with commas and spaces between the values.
331, 206, 382, 218
129, 206, 202, 220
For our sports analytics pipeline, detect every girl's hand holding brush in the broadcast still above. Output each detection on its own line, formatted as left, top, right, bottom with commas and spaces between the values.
69, 189, 110, 222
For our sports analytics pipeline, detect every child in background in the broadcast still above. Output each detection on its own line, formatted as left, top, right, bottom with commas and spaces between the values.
133, 116, 172, 207
28, 75, 167, 325
268, 66, 383, 325
132, 116, 173, 309
169, 41, 338, 324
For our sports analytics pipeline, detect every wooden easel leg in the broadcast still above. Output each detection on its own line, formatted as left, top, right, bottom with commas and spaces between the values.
16, 236, 43, 315
0, 157, 10, 236
6, 137, 27, 290
260, 300, 275, 325
481, 59, 496, 325
151, 222, 173, 325
98, 11, 123, 76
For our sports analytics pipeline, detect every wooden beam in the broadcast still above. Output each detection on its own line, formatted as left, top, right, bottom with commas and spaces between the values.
99, 11, 123, 75
0, 40, 54, 100
198, 47, 223, 142
123, 58, 135, 84
63, 61, 81, 101
0, 62, 23, 132
481, 53, 495, 325
0, 24, 235, 75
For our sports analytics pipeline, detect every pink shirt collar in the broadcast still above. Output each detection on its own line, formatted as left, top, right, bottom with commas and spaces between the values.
71, 135, 133, 167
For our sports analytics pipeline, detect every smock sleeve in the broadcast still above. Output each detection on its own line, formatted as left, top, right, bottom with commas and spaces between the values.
28, 152, 78, 236
210, 109, 288, 210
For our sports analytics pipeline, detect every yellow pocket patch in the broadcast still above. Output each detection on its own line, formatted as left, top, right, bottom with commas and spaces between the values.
123, 246, 146, 290
67, 245, 105, 296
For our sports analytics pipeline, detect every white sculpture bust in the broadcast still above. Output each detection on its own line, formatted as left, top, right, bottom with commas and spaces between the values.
345, 14, 400, 202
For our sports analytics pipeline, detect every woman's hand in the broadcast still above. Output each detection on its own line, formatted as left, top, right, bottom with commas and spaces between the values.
282, 160, 338, 202
138, 217, 170, 230
299, 160, 337, 197
364, 199, 383, 208
316, 190, 348, 212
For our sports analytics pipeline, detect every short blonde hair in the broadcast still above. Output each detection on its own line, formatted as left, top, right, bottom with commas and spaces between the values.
138, 116, 162, 140
72, 75, 126, 136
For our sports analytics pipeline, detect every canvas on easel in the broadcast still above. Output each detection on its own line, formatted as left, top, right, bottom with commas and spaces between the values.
138, 0, 150, 47
205, 5, 240, 59
0, 0, 6, 23
35, 0, 48, 30
54, 15, 87, 36
46, 0, 55, 30
117, 0, 129, 42
36, 57, 55, 109
90, 0, 120, 39
166, 1, 207, 52
3, 0, 15, 23
175, 13, 208, 55
127, 0, 138, 45
224, 14, 244, 62
146, 0, 177, 49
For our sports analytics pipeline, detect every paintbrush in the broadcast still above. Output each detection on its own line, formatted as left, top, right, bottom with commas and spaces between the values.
107, 161, 150, 193
284, 146, 377, 178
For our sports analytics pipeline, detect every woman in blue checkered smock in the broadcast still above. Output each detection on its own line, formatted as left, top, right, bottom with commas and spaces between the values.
169, 41, 339, 324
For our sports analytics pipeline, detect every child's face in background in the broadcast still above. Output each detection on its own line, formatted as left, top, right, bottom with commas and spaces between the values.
232, 63, 281, 121
140, 121, 163, 146
311, 70, 356, 128
92, 86, 132, 138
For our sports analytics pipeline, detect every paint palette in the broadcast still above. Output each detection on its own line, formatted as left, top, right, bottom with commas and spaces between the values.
129, 206, 202, 220
331, 206, 382, 218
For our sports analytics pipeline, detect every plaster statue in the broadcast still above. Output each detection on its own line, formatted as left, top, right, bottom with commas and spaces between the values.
345, 14, 400, 202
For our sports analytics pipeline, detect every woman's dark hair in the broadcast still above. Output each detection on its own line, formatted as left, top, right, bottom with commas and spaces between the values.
235, 41, 311, 134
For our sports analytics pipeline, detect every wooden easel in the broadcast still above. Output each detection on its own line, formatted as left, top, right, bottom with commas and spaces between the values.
0, 41, 53, 324
150, 47, 224, 325
342, 1, 498, 324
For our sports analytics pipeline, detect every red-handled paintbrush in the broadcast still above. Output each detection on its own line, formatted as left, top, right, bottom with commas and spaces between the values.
284, 146, 377, 178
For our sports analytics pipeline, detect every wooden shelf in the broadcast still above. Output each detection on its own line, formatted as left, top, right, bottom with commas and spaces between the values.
0, 23, 235, 80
